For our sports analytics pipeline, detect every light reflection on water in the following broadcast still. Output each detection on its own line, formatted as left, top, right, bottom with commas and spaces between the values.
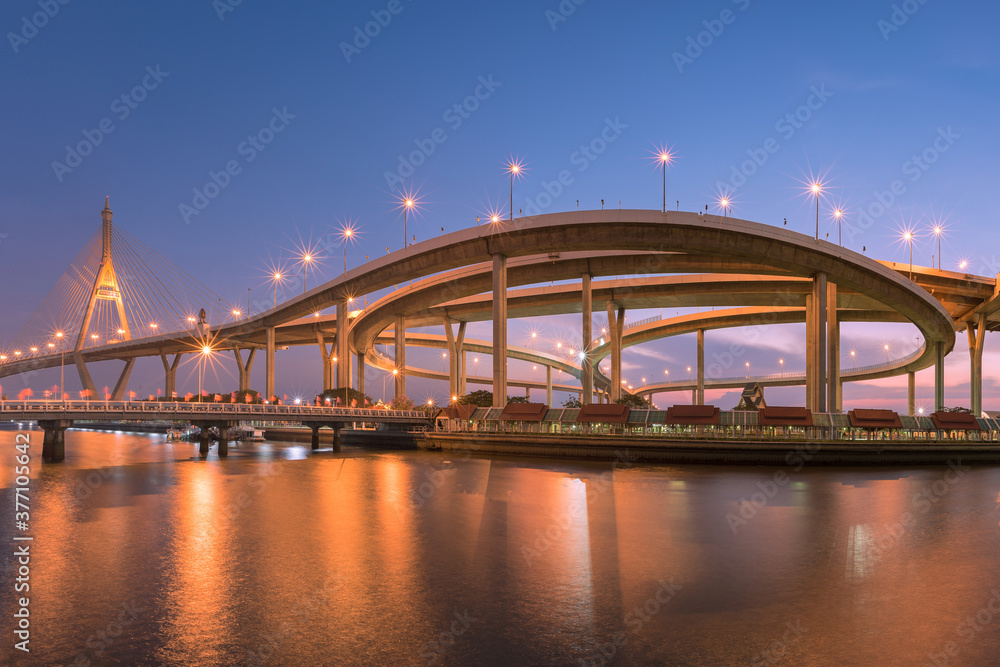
1, 429, 1000, 665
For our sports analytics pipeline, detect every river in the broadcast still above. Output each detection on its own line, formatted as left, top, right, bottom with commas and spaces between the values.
2, 428, 1000, 665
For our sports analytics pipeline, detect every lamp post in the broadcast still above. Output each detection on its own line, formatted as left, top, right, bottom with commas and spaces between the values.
850, 349, 856, 369
659, 150, 672, 213
779, 358, 784, 376
247, 288, 251, 318
403, 197, 416, 248
342, 226, 353, 273
745, 361, 750, 379
199, 345, 211, 402
903, 231, 914, 279
55, 331, 65, 401
302, 253, 313, 293
272, 272, 282, 307
933, 225, 942, 270
834, 209, 843, 246
508, 161, 522, 222
811, 182, 822, 240
883, 343, 890, 364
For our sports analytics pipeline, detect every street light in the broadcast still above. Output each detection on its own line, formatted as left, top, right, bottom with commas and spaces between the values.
507, 159, 524, 222
657, 148, 673, 213
810, 181, 822, 240
883, 343, 890, 363
850, 349, 856, 369
271, 271, 284, 307
834, 208, 843, 246
199, 345, 212, 401
745, 361, 750, 378
932, 224, 943, 270
779, 358, 784, 376
717, 196, 731, 218
301, 253, 313, 293
903, 230, 914, 279
341, 225, 355, 274
55, 331, 65, 400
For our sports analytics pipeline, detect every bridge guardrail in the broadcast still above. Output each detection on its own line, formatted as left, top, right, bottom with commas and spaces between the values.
0, 400, 428, 420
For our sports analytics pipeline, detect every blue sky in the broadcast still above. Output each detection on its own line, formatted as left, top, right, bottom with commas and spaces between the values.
1, 0, 998, 408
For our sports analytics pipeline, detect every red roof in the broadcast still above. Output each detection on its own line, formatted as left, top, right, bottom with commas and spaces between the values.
931, 411, 982, 430
499, 402, 548, 422
758, 406, 813, 426
440, 404, 477, 420
848, 408, 902, 428
664, 404, 720, 425
577, 403, 630, 423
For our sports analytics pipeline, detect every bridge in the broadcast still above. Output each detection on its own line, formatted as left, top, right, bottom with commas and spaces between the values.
0, 400, 429, 461
2, 200, 999, 463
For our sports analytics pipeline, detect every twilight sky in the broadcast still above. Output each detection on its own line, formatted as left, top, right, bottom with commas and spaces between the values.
1, 0, 998, 409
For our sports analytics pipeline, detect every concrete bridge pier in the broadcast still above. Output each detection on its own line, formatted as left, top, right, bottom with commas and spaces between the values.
160, 352, 182, 399
696, 329, 705, 405
606, 302, 625, 401
444, 318, 467, 399
316, 333, 332, 391
39, 420, 72, 462
234, 348, 256, 393
492, 254, 508, 407
337, 300, 350, 391
581, 273, 593, 404
395, 315, 406, 399
111, 359, 135, 401
968, 315, 986, 415
908, 371, 916, 415
934, 342, 945, 412
265, 326, 275, 401
357, 351, 366, 397
546, 365, 553, 407
332, 424, 342, 453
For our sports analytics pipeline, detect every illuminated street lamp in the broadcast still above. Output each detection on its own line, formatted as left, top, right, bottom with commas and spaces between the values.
883, 343, 891, 363
507, 159, 525, 222
903, 230, 914, 279
301, 253, 313, 293
341, 224, 355, 274
850, 349, 857, 369
402, 197, 415, 247
932, 224, 943, 270
745, 361, 750, 378
811, 181, 822, 240
779, 358, 784, 376
657, 149, 673, 213
834, 208, 843, 246
54, 331, 65, 401
271, 271, 284, 307
199, 345, 212, 401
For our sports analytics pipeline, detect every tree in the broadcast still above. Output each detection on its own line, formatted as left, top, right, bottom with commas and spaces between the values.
390, 394, 415, 410
562, 396, 582, 408
459, 390, 493, 407
942, 406, 972, 414
319, 387, 372, 407
615, 393, 650, 408
506, 395, 529, 404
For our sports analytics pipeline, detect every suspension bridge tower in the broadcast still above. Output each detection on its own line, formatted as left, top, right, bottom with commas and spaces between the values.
73, 197, 133, 397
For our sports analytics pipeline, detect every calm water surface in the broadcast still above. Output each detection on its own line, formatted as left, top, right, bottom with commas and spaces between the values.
2, 428, 1000, 666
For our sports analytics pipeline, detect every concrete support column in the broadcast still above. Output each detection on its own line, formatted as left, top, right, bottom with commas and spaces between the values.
332, 424, 342, 453
805, 294, 816, 411
827, 282, 839, 413
161, 353, 182, 400
492, 254, 508, 407
444, 318, 467, 399
606, 302, 625, 401
217, 422, 231, 458
111, 358, 135, 401
968, 316, 986, 416
307, 423, 321, 451
40, 419, 71, 462
198, 424, 211, 457
73, 351, 98, 399
805, 273, 828, 412
234, 348, 256, 393
394, 314, 406, 398
581, 273, 593, 404
546, 365, 553, 407
265, 326, 275, 401
907, 371, 916, 416
696, 329, 705, 405
337, 301, 350, 391
934, 341, 945, 412
357, 351, 366, 399
316, 332, 332, 391
836, 379, 843, 413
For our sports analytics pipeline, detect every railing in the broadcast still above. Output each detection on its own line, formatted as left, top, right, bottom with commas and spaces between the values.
0, 400, 428, 420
